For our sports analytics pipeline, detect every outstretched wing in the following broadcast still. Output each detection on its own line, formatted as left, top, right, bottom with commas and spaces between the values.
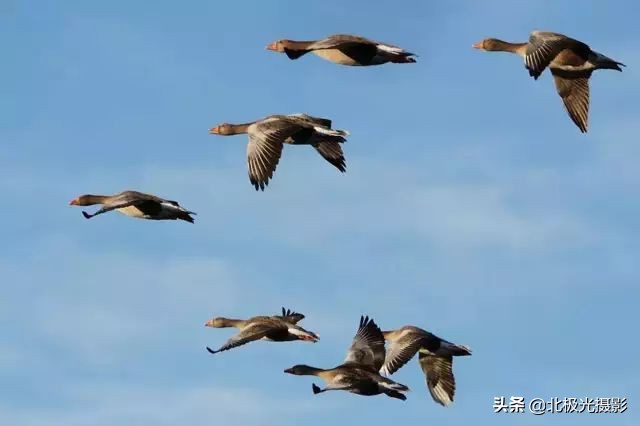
279, 307, 305, 324
82, 199, 161, 219
380, 334, 422, 376
313, 141, 346, 172
419, 352, 456, 406
247, 117, 313, 190
525, 31, 589, 79
552, 70, 591, 133
206, 321, 283, 354
344, 316, 386, 370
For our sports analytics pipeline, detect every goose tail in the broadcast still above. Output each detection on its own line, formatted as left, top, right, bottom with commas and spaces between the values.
442, 342, 472, 356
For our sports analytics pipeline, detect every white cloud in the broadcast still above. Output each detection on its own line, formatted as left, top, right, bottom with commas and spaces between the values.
132, 158, 596, 252
394, 184, 593, 249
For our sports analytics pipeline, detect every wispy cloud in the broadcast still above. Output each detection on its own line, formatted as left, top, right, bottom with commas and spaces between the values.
132, 158, 597, 252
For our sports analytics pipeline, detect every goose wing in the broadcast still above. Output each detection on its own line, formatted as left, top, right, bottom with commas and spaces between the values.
344, 316, 386, 370
279, 307, 305, 324
246, 117, 313, 190
288, 114, 347, 171
380, 331, 423, 376
288, 113, 332, 128
308, 34, 378, 64
112, 191, 193, 215
525, 31, 589, 79
551, 69, 591, 133
81, 194, 161, 218
206, 320, 284, 354
419, 352, 457, 406
308, 34, 377, 49
312, 141, 346, 172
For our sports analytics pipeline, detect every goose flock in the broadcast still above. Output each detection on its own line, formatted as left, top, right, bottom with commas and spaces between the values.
205, 309, 470, 405
69, 30, 623, 406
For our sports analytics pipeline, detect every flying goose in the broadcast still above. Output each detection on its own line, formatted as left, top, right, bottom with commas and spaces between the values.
380, 325, 471, 406
284, 316, 409, 400
69, 190, 196, 223
209, 113, 348, 190
473, 31, 624, 132
205, 307, 319, 354
266, 34, 416, 66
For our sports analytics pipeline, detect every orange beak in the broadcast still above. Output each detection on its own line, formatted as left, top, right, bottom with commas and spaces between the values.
472, 41, 484, 49
69, 198, 79, 205
208, 126, 220, 135
266, 42, 277, 51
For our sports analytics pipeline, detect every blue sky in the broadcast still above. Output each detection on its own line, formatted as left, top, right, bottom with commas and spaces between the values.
1, 0, 638, 424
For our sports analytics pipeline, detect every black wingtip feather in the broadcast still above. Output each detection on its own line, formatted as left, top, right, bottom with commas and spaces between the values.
359, 315, 375, 329
206, 347, 218, 355
81, 211, 92, 219
251, 180, 268, 191
328, 158, 346, 173
312, 384, 322, 394
526, 65, 542, 80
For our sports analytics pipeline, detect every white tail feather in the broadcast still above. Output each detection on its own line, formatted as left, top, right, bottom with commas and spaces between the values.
313, 126, 349, 137
160, 202, 188, 213
379, 380, 409, 392
377, 44, 405, 54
